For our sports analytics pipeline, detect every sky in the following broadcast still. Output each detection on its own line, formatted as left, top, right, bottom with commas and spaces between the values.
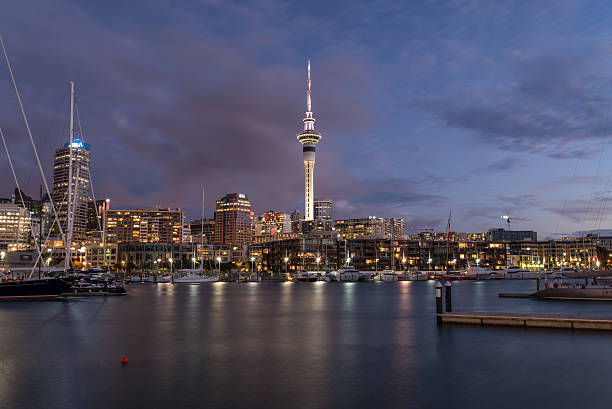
1, 0, 612, 239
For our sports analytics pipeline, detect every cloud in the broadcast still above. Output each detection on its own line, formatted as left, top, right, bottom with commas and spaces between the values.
414, 51, 612, 159
0, 0, 386, 219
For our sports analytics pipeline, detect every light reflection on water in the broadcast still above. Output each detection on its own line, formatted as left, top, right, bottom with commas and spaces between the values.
1, 281, 612, 409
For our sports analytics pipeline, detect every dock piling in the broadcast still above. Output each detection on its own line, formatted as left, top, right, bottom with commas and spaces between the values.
436, 281, 442, 323
445, 281, 452, 312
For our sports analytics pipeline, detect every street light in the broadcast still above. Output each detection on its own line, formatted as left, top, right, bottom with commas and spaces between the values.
192, 257, 196, 269
476, 258, 480, 266
250, 256, 255, 274
216, 256, 221, 275
375, 258, 379, 272
428, 258, 432, 271
284, 256, 289, 273
316, 256, 321, 271
121, 260, 125, 273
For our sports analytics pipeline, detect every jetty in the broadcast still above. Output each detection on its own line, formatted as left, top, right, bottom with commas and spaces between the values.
434, 281, 612, 331
437, 311, 612, 331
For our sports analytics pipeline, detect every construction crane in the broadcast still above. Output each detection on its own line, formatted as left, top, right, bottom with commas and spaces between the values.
501, 211, 523, 230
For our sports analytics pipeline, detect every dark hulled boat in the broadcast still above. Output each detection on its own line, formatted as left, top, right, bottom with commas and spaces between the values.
0, 278, 72, 300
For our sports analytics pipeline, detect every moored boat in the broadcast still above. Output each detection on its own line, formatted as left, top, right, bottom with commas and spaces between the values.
173, 274, 219, 283
534, 282, 612, 300
0, 278, 72, 300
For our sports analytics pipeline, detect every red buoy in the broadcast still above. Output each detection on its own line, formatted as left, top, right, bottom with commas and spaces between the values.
121, 357, 128, 364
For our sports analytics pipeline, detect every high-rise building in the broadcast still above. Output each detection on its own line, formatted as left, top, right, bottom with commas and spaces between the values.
87, 198, 110, 239
189, 218, 215, 244
314, 198, 332, 221
296, 60, 322, 221
51, 137, 91, 242
0, 203, 32, 250
103, 208, 185, 244
214, 193, 253, 245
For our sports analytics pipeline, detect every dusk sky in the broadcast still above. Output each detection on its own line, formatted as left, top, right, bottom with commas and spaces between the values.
2, 0, 612, 238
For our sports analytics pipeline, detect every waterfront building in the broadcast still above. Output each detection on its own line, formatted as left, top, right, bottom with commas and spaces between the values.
117, 242, 195, 271
0, 203, 32, 250
334, 217, 387, 239
314, 198, 332, 221
103, 208, 185, 244
487, 228, 537, 242
196, 244, 247, 265
334, 217, 404, 239
296, 60, 322, 221
51, 137, 91, 242
84, 243, 118, 269
214, 193, 253, 245
189, 218, 215, 244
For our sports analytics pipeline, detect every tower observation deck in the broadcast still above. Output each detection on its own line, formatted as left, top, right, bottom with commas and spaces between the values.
296, 60, 322, 221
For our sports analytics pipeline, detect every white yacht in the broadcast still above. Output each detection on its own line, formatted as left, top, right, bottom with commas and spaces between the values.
500, 265, 537, 279
338, 267, 361, 282
461, 265, 493, 280
379, 270, 399, 281
173, 274, 218, 283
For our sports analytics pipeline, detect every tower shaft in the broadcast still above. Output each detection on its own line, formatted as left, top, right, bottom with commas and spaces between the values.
304, 155, 315, 221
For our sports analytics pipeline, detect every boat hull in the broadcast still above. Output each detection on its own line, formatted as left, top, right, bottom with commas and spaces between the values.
535, 287, 612, 300
0, 278, 71, 300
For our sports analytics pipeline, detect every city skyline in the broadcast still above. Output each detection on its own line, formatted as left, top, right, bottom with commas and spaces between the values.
2, 1, 612, 239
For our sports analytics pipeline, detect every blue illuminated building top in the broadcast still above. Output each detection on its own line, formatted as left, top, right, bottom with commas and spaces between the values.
63, 138, 90, 150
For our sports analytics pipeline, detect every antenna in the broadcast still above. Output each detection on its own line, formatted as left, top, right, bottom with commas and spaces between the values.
65, 80, 75, 270
307, 59, 311, 113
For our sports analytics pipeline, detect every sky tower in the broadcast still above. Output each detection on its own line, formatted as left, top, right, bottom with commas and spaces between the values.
297, 60, 322, 221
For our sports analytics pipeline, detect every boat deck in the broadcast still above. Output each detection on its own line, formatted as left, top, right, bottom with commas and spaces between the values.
437, 311, 612, 331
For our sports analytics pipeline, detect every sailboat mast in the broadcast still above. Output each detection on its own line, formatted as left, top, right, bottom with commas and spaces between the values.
201, 187, 205, 273
445, 210, 451, 276
65, 80, 75, 270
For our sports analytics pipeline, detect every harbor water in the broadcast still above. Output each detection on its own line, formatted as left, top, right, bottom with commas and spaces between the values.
1, 280, 612, 409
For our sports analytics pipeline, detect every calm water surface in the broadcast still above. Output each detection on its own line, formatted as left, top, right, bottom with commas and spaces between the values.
1, 280, 612, 409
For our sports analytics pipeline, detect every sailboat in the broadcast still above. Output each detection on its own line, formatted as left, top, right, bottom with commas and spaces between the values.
0, 38, 74, 299
173, 188, 218, 283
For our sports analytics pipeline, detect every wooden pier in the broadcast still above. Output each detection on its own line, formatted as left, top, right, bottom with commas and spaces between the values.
498, 292, 535, 298
437, 312, 612, 331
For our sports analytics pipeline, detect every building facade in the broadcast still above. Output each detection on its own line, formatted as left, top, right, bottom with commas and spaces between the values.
487, 228, 537, 242
189, 218, 215, 244
104, 208, 185, 244
334, 217, 386, 239
51, 138, 91, 241
314, 198, 332, 221
214, 193, 253, 245
0, 203, 31, 250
